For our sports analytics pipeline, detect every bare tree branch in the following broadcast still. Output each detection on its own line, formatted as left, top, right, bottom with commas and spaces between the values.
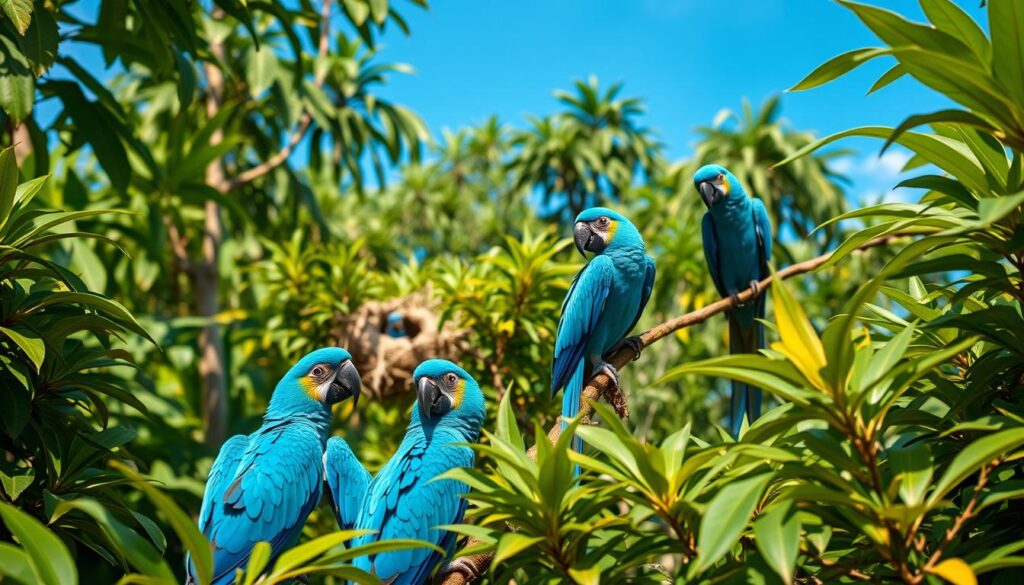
438, 233, 907, 585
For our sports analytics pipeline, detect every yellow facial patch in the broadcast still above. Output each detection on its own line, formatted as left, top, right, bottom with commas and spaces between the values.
721, 175, 731, 196
604, 220, 619, 243
300, 377, 320, 401
450, 378, 465, 409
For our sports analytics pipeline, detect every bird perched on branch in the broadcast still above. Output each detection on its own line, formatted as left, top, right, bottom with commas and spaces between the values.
552, 207, 655, 457
186, 347, 361, 585
695, 164, 773, 437
339, 359, 485, 584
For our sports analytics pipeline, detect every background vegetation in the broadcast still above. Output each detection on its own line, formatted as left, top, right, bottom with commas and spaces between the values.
1, 1, 1021, 584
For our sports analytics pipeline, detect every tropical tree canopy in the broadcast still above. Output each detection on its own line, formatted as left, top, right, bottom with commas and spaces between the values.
1, 1, 1022, 585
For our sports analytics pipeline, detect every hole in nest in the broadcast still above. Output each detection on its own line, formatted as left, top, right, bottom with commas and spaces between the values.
379, 312, 422, 339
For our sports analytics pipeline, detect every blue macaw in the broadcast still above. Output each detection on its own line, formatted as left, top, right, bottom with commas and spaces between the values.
694, 164, 773, 437
385, 311, 408, 338
337, 359, 485, 585
186, 347, 361, 585
552, 207, 655, 454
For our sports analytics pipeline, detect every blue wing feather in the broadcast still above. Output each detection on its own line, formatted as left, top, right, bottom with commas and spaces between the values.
551, 256, 614, 395
625, 255, 656, 334
356, 435, 474, 584
324, 436, 371, 532
701, 214, 726, 298
189, 425, 323, 585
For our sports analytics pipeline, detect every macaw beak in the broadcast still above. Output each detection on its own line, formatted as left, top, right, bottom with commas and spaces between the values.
416, 376, 452, 421
698, 181, 724, 208
573, 221, 605, 257
327, 359, 361, 407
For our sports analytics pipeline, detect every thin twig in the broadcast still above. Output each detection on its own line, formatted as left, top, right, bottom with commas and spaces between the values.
438, 233, 907, 584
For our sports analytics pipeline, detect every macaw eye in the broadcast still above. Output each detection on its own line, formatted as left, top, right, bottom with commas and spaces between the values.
596, 217, 610, 228
310, 365, 328, 378
445, 373, 459, 385
717, 173, 724, 181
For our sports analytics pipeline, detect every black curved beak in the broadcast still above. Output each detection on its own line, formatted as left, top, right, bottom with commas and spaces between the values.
327, 360, 361, 407
699, 181, 723, 208
573, 221, 605, 257
416, 376, 451, 421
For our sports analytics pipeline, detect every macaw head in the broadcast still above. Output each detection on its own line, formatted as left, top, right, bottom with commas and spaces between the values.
412, 359, 485, 432
573, 207, 643, 258
693, 164, 746, 209
385, 311, 407, 338
277, 347, 362, 409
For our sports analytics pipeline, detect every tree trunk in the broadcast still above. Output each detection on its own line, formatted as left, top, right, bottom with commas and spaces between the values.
199, 30, 229, 448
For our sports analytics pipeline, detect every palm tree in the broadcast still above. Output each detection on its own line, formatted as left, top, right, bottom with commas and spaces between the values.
510, 77, 661, 222
693, 96, 849, 258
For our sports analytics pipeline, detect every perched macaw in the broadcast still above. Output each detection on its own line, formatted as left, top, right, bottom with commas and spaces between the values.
694, 164, 773, 437
552, 207, 655, 454
385, 311, 408, 338
341, 359, 485, 585
186, 347, 361, 585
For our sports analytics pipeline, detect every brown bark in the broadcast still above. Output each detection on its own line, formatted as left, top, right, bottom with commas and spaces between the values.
437, 233, 905, 585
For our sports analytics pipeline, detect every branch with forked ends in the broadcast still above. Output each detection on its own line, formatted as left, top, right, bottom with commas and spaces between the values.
437, 233, 908, 585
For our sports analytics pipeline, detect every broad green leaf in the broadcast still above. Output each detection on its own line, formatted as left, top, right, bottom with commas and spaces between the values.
246, 46, 278, 98
694, 472, 771, 573
0, 542, 35, 585
492, 533, 544, 566
21, 4, 57, 75
53, 498, 173, 582
990, 0, 1024, 107
775, 126, 987, 194
0, 462, 34, 501
789, 47, 888, 91
921, 0, 991, 64
0, 36, 35, 123
0, 326, 44, 372
931, 557, 977, 585
0, 145, 17, 225
0, 0, 32, 34
242, 541, 272, 585
272, 530, 365, 574
753, 501, 800, 583
928, 428, 1024, 508
890, 443, 933, 507
0, 501, 76, 585
111, 463, 211, 585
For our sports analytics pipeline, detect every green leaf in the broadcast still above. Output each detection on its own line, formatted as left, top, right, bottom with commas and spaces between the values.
928, 428, 1024, 508
21, 4, 57, 75
0, 36, 34, 123
789, 47, 888, 91
990, 0, 1024, 107
753, 501, 800, 584
0, 542, 36, 585
0, 501, 76, 585
272, 530, 365, 574
0, 326, 44, 372
882, 110, 998, 155
242, 542, 272, 585
890, 443, 933, 507
694, 472, 771, 573
0, 0, 32, 35
246, 46, 278, 98
111, 463, 212, 585
53, 498, 174, 582
868, 63, 905, 94
0, 462, 34, 501
921, 0, 991, 64
492, 533, 544, 566
0, 145, 18, 228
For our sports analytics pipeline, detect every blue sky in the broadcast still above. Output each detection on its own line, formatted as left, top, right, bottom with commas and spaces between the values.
60, 0, 982, 203
368, 0, 974, 203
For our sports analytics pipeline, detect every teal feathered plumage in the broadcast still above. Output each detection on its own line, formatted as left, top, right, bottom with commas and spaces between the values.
345, 359, 485, 585
186, 347, 361, 585
695, 164, 773, 437
552, 207, 655, 456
